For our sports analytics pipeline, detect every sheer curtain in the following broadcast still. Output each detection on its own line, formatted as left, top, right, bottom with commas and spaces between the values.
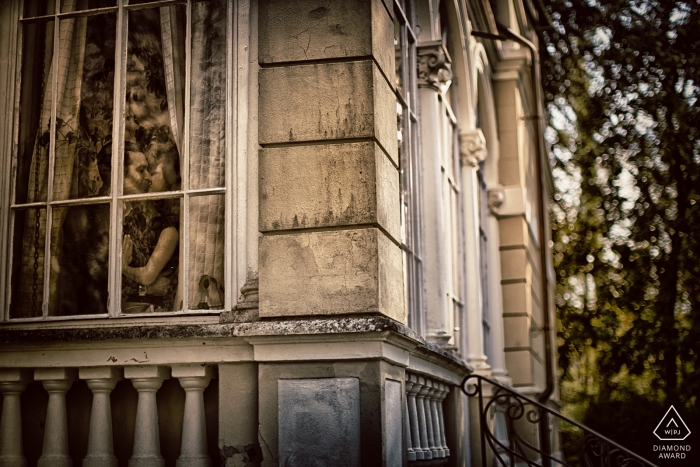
16, 0, 88, 316
187, 1, 227, 309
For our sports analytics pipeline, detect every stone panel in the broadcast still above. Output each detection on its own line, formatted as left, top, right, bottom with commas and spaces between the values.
259, 61, 397, 163
258, 360, 404, 467
259, 228, 404, 322
259, 142, 399, 241
278, 378, 361, 467
259, 0, 394, 81
219, 363, 259, 465
384, 379, 403, 466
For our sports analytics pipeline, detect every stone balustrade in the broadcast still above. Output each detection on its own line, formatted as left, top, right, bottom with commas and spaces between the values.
0, 365, 215, 467
404, 371, 451, 465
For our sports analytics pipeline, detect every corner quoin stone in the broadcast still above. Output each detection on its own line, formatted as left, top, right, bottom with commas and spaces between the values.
258, 0, 395, 83
258, 60, 397, 164
259, 228, 405, 323
259, 141, 400, 242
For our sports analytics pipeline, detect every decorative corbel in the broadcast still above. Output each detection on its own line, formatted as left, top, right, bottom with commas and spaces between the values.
487, 186, 505, 215
459, 128, 487, 167
417, 41, 453, 93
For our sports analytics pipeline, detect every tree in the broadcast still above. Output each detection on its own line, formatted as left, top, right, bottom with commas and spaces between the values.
540, 0, 700, 448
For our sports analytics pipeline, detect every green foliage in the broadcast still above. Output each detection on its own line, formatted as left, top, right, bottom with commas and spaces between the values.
541, 0, 700, 430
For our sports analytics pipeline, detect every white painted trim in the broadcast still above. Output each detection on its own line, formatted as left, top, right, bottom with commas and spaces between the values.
0, 0, 21, 322
406, 356, 464, 385
251, 340, 412, 367
0, 340, 253, 368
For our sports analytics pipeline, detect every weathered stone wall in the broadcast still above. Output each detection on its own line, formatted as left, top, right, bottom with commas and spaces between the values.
257, 360, 404, 467
257, 0, 405, 322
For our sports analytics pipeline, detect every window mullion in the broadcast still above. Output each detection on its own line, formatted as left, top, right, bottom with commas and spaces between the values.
181, 0, 192, 311
109, 0, 128, 317
224, 0, 234, 311
41, 7, 61, 319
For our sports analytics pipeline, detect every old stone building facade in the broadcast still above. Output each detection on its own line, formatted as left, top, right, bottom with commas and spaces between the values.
0, 0, 556, 466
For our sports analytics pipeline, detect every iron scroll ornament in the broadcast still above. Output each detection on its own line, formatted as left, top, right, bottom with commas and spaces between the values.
461, 374, 658, 467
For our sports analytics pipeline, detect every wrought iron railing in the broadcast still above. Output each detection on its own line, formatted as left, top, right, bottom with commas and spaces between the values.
462, 374, 658, 467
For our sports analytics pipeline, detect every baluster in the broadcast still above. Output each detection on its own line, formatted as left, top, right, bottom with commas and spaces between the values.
437, 383, 450, 457
429, 381, 444, 458
124, 366, 170, 467
171, 365, 214, 467
35, 368, 77, 467
493, 400, 510, 467
0, 369, 31, 467
406, 374, 424, 460
415, 376, 432, 460
404, 375, 415, 462
80, 367, 122, 467
422, 379, 439, 458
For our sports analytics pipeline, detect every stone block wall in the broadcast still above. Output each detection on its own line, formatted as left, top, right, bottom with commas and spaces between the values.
494, 69, 546, 388
257, 0, 405, 322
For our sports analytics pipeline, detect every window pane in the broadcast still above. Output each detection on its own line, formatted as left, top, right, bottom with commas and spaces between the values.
126, 5, 185, 190
16, 20, 54, 205
122, 198, 181, 313
189, 0, 227, 190
51, 204, 111, 316
128, 0, 186, 5
393, 10, 404, 95
24, 0, 55, 18
10, 209, 47, 318
53, 13, 116, 201
61, 0, 116, 13
188, 195, 224, 310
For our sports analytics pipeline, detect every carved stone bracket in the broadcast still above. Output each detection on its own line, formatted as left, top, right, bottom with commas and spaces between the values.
417, 41, 453, 92
459, 129, 487, 167
487, 186, 505, 215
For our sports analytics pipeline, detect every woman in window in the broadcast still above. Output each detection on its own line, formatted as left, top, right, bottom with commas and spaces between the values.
121, 142, 179, 313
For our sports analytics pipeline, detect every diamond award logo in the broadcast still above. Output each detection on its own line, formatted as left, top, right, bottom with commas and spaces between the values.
654, 406, 691, 441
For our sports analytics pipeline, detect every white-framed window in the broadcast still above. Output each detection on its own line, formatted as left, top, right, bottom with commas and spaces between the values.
439, 88, 465, 351
5, 0, 234, 320
477, 159, 491, 359
394, 0, 425, 334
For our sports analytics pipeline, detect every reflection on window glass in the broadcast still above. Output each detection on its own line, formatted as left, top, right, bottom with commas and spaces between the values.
189, 0, 227, 190
16, 19, 53, 205
53, 13, 116, 201
394, 13, 403, 95
10, 209, 47, 319
13, 10, 117, 317
126, 6, 185, 171
52, 204, 111, 316
61, 0, 117, 13
24, 0, 55, 18
11, 0, 229, 318
189, 195, 224, 310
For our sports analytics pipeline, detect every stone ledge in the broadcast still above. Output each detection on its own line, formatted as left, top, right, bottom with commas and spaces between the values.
0, 317, 472, 376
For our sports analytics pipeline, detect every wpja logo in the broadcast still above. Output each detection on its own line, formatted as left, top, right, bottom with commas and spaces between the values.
653, 406, 692, 460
